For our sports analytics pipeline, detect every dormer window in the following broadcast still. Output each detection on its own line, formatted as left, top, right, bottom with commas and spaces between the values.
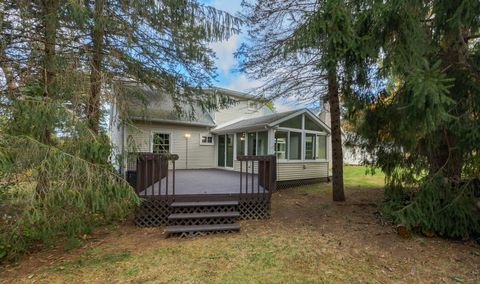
247, 100, 257, 111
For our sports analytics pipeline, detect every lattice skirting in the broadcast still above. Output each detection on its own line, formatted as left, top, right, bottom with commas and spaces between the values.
135, 197, 272, 227
135, 199, 171, 227
276, 177, 330, 190
239, 199, 271, 220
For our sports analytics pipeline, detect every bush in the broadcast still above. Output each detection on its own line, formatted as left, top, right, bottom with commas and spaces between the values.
384, 176, 480, 239
0, 135, 140, 261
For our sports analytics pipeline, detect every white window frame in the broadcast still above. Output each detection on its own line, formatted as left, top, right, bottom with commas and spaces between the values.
199, 132, 214, 146
274, 114, 329, 162
150, 131, 172, 154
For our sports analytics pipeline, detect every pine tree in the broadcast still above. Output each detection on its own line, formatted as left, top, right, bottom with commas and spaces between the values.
239, 0, 361, 201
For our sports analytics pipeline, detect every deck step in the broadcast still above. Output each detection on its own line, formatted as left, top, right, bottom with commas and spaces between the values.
168, 211, 240, 220
165, 223, 241, 234
170, 201, 239, 207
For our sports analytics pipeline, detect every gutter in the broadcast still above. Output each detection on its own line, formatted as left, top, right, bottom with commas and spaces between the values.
130, 116, 216, 128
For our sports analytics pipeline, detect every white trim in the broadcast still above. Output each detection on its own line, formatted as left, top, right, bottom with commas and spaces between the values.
277, 126, 326, 135
131, 116, 214, 127
233, 133, 237, 161
267, 109, 331, 133
199, 132, 214, 146
301, 114, 305, 161
267, 128, 275, 155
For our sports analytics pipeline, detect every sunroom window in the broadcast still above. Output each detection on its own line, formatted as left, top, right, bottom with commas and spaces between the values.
305, 116, 324, 132
257, 131, 268, 155
274, 131, 288, 159
316, 135, 327, 160
305, 133, 316, 160
279, 115, 302, 129
289, 132, 302, 160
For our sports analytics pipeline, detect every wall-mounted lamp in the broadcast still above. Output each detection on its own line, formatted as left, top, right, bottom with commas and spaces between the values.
184, 133, 191, 139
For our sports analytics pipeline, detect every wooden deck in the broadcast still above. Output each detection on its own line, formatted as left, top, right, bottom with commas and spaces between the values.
132, 154, 276, 227
139, 169, 265, 196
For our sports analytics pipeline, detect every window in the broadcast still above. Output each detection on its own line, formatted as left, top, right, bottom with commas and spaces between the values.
275, 131, 288, 160
305, 116, 324, 132
257, 131, 268, 155
289, 132, 302, 160
236, 132, 245, 156
247, 132, 256, 155
305, 133, 316, 160
226, 134, 234, 167
200, 133, 214, 145
152, 133, 170, 154
279, 115, 302, 129
316, 135, 327, 160
247, 100, 257, 110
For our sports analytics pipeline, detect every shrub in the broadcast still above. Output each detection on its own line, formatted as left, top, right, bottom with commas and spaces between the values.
0, 135, 140, 261
384, 176, 480, 239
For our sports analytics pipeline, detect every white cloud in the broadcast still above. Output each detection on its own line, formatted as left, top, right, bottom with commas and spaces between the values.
221, 74, 263, 93
209, 34, 239, 74
274, 101, 295, 112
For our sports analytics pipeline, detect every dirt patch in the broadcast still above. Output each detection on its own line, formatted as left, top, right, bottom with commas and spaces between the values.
1, 185, 479, 283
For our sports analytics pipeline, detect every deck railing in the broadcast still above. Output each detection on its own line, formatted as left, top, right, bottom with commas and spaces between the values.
237, 155, 277, 199
133, 152, 179, 197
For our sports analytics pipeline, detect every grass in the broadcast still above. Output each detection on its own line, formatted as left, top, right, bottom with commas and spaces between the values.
2, 166, 479, 283
343, 165, 385, 187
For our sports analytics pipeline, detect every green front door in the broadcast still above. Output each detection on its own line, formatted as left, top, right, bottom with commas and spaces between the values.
218, 134, 234, 168
218, 135, 225, 167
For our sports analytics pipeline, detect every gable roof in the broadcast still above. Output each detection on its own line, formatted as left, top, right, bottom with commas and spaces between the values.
116, 84, 268, 127
212, 109, 330, 134
205, 87, 266, 102
118, 84, 216, 127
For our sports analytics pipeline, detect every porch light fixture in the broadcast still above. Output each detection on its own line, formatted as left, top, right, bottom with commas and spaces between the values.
184, 133, 191, 139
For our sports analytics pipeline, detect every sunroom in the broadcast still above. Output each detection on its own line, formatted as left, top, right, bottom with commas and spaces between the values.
211, 109, 331, 184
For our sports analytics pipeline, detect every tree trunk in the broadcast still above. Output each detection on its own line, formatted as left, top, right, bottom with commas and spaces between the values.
328, 65, 345, 202
87, 0, 105, 134
36, 0, 59, 197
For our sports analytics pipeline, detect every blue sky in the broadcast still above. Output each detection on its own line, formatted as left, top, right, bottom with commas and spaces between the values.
203, 0, 300, 112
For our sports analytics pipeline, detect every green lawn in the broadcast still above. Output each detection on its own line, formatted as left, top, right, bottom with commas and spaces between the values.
1, 166, 478, 283
343, 165, 385, 187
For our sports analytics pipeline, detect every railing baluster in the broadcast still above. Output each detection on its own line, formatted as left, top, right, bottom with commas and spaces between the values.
240, 160, 243, 197
251, 160, 254, 195
161, 156, 166, 199
245, 160, 248, 194
165, 157, 169, 197
144, 158, 148, 196
172, 159, 176, 197
152, 156, 155, 195
257, 160, 260, 195
263, 158, 266, 199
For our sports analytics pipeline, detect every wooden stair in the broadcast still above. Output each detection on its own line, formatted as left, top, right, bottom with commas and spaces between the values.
165, 201, 240, 236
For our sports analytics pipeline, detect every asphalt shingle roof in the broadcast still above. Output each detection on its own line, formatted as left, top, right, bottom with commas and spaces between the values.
212, 110, 300, 133
119, 84, 215, 126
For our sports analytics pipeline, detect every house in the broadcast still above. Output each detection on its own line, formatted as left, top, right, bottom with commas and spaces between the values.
317, 99, 367, 165
109, 85, 331, 187
109, 85, 331, 233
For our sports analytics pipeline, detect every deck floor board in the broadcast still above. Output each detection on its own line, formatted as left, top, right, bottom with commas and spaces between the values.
139, 169, 265, 196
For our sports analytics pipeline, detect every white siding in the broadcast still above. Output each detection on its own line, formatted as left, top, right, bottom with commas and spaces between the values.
108, 99, 124, 172
213, 100, 273, 126
125, 122, 215, 169
230, 160, 328, 181
277, 162, 329, 181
